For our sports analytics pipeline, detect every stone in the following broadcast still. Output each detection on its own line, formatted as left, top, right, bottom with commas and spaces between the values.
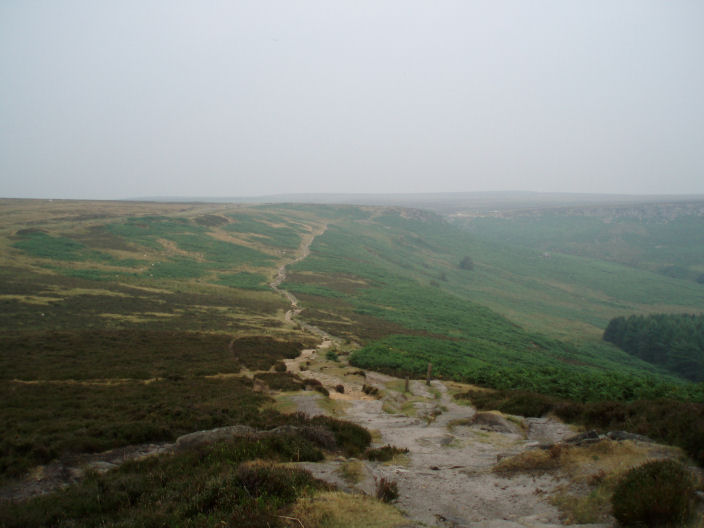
471, 412, 522, 434
175, 425, 256, 450
565, 430, 601, 445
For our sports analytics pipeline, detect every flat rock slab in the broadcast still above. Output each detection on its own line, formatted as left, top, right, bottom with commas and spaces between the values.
471, 412, 524, 435
175, 425, 257, 450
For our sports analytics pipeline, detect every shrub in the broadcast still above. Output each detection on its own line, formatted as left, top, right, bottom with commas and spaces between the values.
309, 415, 372, 456
365, 444, 409, 462
363, 384, 380, 396
459, 256, 474, 270
273, 360, 287, 372
254, 373, 303, 392
611, 460, 696, 527
335, 384, 345, 393
375, 477, 399, 502
303, 378, 329, 397
326, 349, 339, 361
234, 461, 322, 504
314, 385, 330, 397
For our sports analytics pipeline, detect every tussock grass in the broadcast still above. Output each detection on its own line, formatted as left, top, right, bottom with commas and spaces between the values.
495, 439, 679, 477
496, 439, 690, 525
288, 491, 408, 528
337, 460, 365, 484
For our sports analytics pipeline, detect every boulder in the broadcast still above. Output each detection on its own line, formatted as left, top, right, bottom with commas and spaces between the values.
471, 412, 522, 434
175, 425, 257, 450
565, 430, 602, 445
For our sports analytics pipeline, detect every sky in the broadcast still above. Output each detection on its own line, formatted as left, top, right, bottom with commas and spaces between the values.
1, 1, 703, 200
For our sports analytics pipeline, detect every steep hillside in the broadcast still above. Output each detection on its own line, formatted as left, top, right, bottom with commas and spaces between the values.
453, 200, 704, 285
278, 205, 703, 400
2, 199, 703, 527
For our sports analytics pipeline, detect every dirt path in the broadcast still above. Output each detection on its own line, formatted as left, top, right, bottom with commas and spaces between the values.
270, 231, 609, 527
289, 357, 600, 528
270, 223, 328, 328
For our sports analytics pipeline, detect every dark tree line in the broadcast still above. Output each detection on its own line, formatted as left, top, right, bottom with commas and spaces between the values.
603, 313, 704, 382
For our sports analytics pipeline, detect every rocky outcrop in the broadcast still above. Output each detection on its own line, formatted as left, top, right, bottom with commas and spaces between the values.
471, 412, 523, 434
175, 425, 258, 450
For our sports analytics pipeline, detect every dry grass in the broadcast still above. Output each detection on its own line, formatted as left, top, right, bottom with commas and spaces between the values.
494, 439, 690, 525
287, 491, 408, 528
318, 395, 350, 416
550, 483, 615, 524
337, 460, 365, 484
495, 439, 681, 477
494, 446, 563, 474
271, 394, 307, 414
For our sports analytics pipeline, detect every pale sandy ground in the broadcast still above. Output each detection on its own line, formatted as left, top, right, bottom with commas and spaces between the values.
287, 344, 609, 528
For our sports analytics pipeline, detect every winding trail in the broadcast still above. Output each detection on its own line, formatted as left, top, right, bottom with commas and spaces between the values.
291, 372, 592, 528
4, 224, 610, 527
269, 223, 328, 330
271, 226, 610, 527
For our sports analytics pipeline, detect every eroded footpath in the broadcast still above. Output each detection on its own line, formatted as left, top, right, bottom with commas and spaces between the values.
284, 343, 611, 528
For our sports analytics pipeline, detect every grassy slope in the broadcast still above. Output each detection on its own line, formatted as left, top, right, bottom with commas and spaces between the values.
280, 205, 703, 400
2, 199, 704, 524
457, 211, 704, 283
2, 200, 703, 472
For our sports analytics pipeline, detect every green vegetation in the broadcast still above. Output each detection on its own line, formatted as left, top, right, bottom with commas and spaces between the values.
216, 271, 269, 290
458, 210, 704, 284
225, 213, 303, 249
230, 336, 311, 371
3, 198, 704, 524
604, 313, 704, 382
13, 230, 91, 260
611, 460, 697, 527
0, 376, 267, 479
350, 335, 698, 401
13, 231, 145, 268
0, 265, 286, 333
459, 255, 474, 270
0, 330, 237, 380
277, 209, 701, 402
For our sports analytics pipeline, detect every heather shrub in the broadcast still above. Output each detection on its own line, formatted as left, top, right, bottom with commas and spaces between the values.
611, 459, 696, 527
365, 444, 409, 462
376, 477, 399, 502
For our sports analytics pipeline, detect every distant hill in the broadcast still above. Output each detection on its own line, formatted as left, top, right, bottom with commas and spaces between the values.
131, 191, 704, 213
452, 200, 704, 285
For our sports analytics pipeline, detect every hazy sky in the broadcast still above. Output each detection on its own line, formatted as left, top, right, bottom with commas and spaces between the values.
1, 1, 703, 199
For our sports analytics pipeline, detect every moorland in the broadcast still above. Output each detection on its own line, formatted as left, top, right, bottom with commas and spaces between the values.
0, 196, 703, 527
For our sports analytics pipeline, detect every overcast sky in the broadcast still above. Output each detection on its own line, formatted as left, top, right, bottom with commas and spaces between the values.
1, 1, 703, 199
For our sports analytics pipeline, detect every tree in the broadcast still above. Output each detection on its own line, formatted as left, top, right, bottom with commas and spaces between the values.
459, 256, 474, 270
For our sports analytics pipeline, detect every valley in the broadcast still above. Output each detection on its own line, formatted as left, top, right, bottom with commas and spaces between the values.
0, 197, 703, 527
